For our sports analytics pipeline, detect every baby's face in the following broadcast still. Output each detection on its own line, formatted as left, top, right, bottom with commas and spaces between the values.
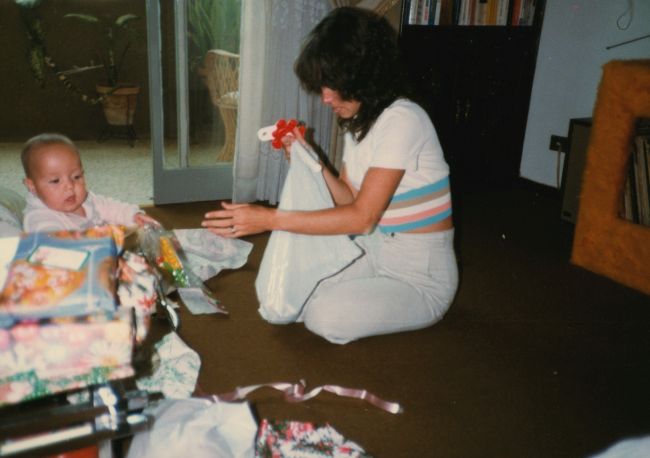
24, 144, 88, 215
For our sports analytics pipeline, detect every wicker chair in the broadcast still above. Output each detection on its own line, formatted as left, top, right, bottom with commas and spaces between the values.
203, 49, 239, 162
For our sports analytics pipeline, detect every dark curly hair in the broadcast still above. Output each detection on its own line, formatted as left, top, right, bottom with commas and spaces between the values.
294, 7, 408, 141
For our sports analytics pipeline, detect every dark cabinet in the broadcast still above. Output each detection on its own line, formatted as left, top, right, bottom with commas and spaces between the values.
399, 1, 545, 191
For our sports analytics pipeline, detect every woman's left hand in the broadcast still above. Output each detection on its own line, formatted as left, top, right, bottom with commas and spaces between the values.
202, 201, 272, 238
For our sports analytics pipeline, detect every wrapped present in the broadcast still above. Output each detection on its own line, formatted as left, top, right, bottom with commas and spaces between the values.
0, 231, 118, 326
0, 227, 157, 405
255, 419, 370, 458
50, 224, 129, 252
0, 307, 135, 405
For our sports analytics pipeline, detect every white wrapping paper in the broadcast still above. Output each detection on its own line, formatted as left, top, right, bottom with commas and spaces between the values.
126, 398, 257, 458
174, 229, 253, 281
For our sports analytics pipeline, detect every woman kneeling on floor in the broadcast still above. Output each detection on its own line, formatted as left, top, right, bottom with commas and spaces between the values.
202, 7, 458, 344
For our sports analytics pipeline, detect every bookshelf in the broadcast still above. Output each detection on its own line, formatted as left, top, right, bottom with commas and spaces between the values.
399, 0, 546, 190
402, 0, 538, 27
570, 60, 650, 296
621, 118, 650, 227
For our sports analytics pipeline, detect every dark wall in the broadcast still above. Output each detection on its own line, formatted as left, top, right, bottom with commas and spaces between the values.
1, 0, 152, 142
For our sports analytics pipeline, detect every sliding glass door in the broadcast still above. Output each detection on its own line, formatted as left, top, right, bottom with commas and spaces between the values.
146, 0, 240, 204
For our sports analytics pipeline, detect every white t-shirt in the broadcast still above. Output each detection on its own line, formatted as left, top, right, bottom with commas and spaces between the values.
342, 98, 449, 195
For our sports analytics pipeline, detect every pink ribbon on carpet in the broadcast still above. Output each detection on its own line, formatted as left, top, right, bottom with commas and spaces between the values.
210, 380, 403, 414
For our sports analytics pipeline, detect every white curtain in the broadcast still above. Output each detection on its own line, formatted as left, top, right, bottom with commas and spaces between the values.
233, 0, 332, 204
232, 0, 267, 203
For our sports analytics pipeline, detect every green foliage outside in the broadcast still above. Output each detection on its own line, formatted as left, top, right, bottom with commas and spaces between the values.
187, 0, 242, 68
63, 13, 140, 88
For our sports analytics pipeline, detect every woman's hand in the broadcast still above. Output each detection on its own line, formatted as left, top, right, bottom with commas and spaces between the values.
280, 126, 309, 161
202, 201, 273, 238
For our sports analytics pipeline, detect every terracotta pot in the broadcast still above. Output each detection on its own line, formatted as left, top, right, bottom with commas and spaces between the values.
96, 84, 140, 126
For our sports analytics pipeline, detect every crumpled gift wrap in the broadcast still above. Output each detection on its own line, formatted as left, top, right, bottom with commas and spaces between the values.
117, 251, 157, 343
136, 331, 200, 399
255, 419, 370, 458
126, 398, 258, 458
173, 228, 253, 281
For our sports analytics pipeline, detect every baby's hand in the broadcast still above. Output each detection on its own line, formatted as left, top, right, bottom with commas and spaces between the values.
134, 213, 161, 228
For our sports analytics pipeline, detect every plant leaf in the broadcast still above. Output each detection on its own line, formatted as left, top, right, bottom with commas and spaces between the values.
115, 14, 139, 28
29, 46, 45, 86
15, 0, 43, 8
63, 13, 99, 23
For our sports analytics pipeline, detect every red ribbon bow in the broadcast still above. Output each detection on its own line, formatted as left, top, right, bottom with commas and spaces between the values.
271, 118, 306, 149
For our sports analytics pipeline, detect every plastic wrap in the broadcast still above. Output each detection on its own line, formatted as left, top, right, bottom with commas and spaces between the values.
138, 226, 227, 315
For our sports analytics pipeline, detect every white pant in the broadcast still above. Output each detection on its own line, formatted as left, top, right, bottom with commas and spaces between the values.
301, 228, 458, 344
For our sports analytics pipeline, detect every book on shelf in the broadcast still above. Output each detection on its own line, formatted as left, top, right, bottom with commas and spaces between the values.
510, 0, 522, 25
635, 128, 650, 226
620, 118, 650, 227
403, 0, 537, 26
518, 0, 537, 25
404, 0, 436, 25
438, 0, 454, 24
496, 0, 509, 25
434, 0, 442, 24
406, 0, 418, 25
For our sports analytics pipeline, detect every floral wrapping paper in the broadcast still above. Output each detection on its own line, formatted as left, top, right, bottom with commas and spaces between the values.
0, 226, 158, 405
255, 419, 370, 458
0, 232, 118, 325
0, 308, 134, 405
135, 331, 200, 399
117, 251, 157, 344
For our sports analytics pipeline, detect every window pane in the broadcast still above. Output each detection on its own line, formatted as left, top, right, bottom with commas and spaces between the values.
188, 0, 241, 166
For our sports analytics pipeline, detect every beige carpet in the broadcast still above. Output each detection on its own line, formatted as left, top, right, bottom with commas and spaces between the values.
0, 139, 223, 207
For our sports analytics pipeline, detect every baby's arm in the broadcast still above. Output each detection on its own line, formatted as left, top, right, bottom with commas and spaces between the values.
133, 212, 160, 227
92, 193, 159, 227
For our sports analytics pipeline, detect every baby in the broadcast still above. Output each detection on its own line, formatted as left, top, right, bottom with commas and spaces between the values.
21, 133, 158, 232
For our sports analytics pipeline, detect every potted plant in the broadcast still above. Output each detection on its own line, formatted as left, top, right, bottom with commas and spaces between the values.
63, 12, 140, 127
15, 0, 48, 87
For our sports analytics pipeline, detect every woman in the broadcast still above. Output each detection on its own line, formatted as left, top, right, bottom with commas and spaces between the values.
202, 7, 458, 344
